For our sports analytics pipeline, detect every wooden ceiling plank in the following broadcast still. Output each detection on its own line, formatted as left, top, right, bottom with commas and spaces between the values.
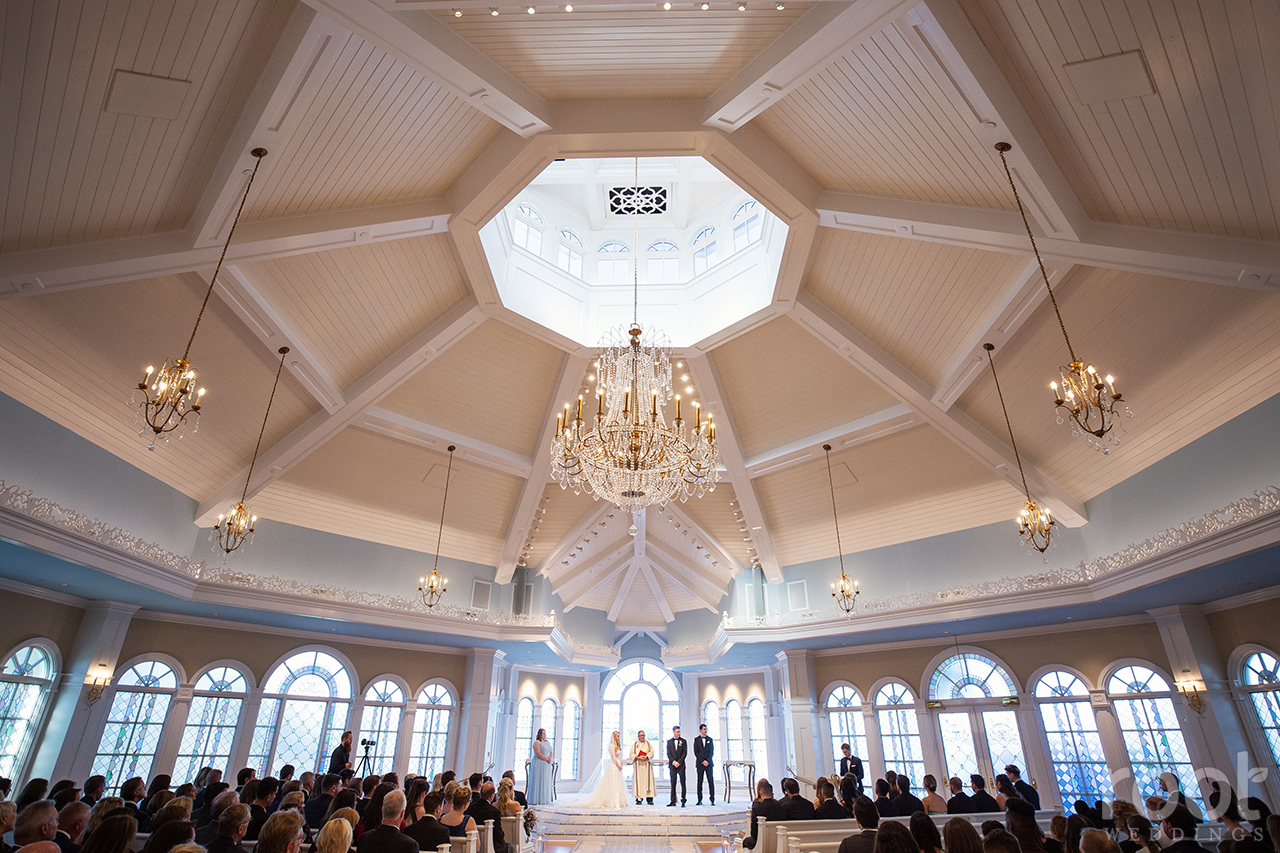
790, 288, 1087, 527
358, 407, 535, 478
662, 503, 742, 573
193, 294, 484, 526
301, 0, 551, 136
645, 541, 729, 607
743, 404, 919, 477
536, 502, 614, 577
685, 353, 783, 583
553, 541, 635, 604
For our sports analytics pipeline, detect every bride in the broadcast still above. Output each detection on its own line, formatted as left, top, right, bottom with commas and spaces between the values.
564, 730, 628, 809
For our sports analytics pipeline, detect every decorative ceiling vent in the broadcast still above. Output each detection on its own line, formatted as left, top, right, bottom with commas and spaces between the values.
609, 185, 668, 216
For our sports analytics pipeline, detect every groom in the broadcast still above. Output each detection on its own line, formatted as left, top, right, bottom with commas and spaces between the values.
667, 725, 687, 807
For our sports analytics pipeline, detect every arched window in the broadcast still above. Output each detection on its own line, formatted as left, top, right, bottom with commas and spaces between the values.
408, 682, 454, 780
1034, 671, 1111, 804
825, 686, 868, 773
726, 699, 745, 784
732, 201, 761, 251
1107, 664, 1200, 811
560, 700, 581, 780
929, 653, 1027, 788
513, 204, 543, 254
703, 700, 722, 745
539, 699, 559, 773
93, 660, 178, 792
360, 680, 405, 775
0, 644, 55, 780
513, 697, 535, 783
693, 227, 717, 276
597, 241, 631, 285
747, 698, 769, 783
647, 240, 680, 283
174, 666, 247, 785
874, 682, 925, 789
1240, 650, 1280, 771
248, 650, 352, 775
558, 230, 585, 278
602, 661, 680, 785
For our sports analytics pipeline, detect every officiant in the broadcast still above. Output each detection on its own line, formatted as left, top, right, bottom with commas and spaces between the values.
631, 730, 656, 804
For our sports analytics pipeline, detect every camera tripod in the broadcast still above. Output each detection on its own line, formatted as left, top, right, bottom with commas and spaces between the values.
355, 740, 374, 776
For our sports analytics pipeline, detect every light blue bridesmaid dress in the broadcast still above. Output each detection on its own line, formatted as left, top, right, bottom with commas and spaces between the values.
528, 737, 555, 805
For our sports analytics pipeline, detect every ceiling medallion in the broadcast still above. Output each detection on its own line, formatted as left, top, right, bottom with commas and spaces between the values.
822, 444, 860, 616
419, 445, 457, 609
983, 343, 1054, 556
995, 142, 1131, 453
131, 148, 268, 449
550, 160, 720, 513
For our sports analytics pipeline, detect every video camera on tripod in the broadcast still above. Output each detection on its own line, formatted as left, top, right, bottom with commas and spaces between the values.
361, 738, 376, 748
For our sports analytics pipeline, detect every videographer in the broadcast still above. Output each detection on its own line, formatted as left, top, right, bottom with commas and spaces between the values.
328, 732, 354, 774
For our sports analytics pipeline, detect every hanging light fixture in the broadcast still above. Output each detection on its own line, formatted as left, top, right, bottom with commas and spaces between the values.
983, 343, 1054, 555
822, 444, 860, 616
212, 346, 289, 557
419, 445, 456, 608
550, 159, 720, 513
994, 142, 1130, 453
132, 148, 268, 449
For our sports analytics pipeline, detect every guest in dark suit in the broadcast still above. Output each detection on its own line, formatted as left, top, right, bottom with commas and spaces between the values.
837, 745, 865, 797
1160, 807, 1213, 853
873, 779, 897, 818
464, 783, 510, 853
892, 776, 924, 817
946, 777, 974, 814
54, 802, 89, 853
356, 791, 419, 853
694, 724, 715, 806
744, 780, 786, 850
1004, 766, 1040, 810
814, 779, 850, 820
80, 778, 106, 810
304, 776, 341, 828
403, 792, 449, 852
206, 805, 251, 853
119, 778, 150, 834
969, 775, 999, 812
500, 772, 526, 809
194, 782, 231, 829
837, 796, 880, 853
246, 777, 279, 841
780, 778, 816, 821
667, 727, 688, 807
195, 790, 241, 847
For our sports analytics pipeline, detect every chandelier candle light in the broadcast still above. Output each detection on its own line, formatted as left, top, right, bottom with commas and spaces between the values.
550, 159, 720, 513
823, 444, 860, 616
212, 346, 289, 558
132, 148, 268, 449
995, 142, 1131, 453
984, 343, 1054, 555
419, 445, 456, 609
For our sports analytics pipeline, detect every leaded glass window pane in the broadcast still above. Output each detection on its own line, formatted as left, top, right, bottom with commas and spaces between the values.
513, 697, 535, 783
0, 645, 54, 779
703, 701, 721, 744
359, 701, 402, 775
875, 684, 923, 791
1112, 691, 1200, 813
726, 700, 745, 783
748, 699, 769, 783
826, 686, 868, 770
248, 698, 281, 775
929, 654, 1016, 700
408, 684, 453, 781
3, 646, 51, 678
273, 699, 328, 774
560, 701, 580, 780
938, 712, 980, 782
981, 710, 1027, 780
1038, 683, 1112, 803
174, 692, 242, 784
92, 687, 172, 793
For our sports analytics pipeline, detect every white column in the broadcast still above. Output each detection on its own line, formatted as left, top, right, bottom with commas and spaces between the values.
33, 601, 140, 781
457, 649, 505, 775
496, 665, 521, 778
916, 707, 944, 785
154, 684, 194, 777
1091, 695, 1140, 802
763, 662, 787, 787
230, 689, 259, 774
777, 650, 822, 785
398, 699, 417, 777
863, 706, 883, 782
1015, 694, 1057, 807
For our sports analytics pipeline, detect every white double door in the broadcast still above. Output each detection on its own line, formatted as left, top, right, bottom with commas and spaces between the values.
935, 706, 1028, 788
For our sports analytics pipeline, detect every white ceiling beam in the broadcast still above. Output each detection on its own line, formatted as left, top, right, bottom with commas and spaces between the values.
901, 0, 1089, 241
645, 543, 729, 611
193, 296, 484, 526
639, 563, 675, 624
685, 354, 784, 583
536, 502, 615, 576
646, 554, 722, 614
358, 407, 534, 478
189, 6, 348, 247
606, 560, 642, 622
646, 539, 731, 596
301, 0, 551, 136
702, 0, 917, 132
815, 191, 1280, 291
743, 404, 920, 478
790, 289, 1088, 526
495, 353, 591, 583
560, 551, 635, 612
217, 265, 345, 413
659, 503, 741, 573
552, 539, 635, 601
931, 260, 1074, 411
0, 198, 452, 299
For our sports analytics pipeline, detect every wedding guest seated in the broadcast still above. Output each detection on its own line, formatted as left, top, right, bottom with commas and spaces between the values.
306, 777, 342, 829
55, 802, 89, 853
983, 829, 1020, 853
79, 815, 136, 853
467, 776, 484, 806
837, 797, 880, 853
874, 780, 897, 818
947, 778, 974, 815
743, 779, 785, 850
17, 783, 51, 813
911, 812, 944, 853
52, 792, 81, 815
207, 805, 251, 853
1082, 829, 1124, 853
195, 791, 241, 846
943, 817, 985, 853
981, 821, 1004, 838
355, 778, 380, 818
495, 780, 521, 818
144, 778, 172, 814
465, 783, 509, 853
83, 800, 124, 841
969, 776, 999, 813
893, 777, 924, 817
257, 810, 306, 853
816, 779, 850, 820
500, 772, 526, 809
247, 778, 280, 840
139, 819, 194, 853
402, 793, 448, 852
348, 792, 416, 853
884, 772, 897, 795
15, 801, 58, 849
236, 770, 256, 796
1004, 797, 1047, 853
118, 780, 149, 833
1004, 766, 1040, 809
921, 776, 946, 815
1157, 775, 1204, 824
439, 787, 475, 840
403, 781, 429, 825
1126, 817, 1161, 853
299, 774, 315, 801
1110, 802, 1140, 853
840, 776, 859, 816
147, 798, 192, 834
81, 780, 106, 810
780, 778, 816, 821
193, 782, 229, 828
1161, 806, 1214, 853
1064, 814, 1092, 853
1046, 815, 1067, 853
313, 818, 351, 853
874, 820, 920, 853
354, 784, 395, 842
173, 787, 195, 804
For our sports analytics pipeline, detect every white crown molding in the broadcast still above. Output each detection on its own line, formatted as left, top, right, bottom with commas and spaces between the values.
0, 574, 90, 608
1201, 583, 1280, 614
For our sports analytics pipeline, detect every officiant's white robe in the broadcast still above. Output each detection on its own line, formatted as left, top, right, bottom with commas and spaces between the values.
631, 739, 656, 799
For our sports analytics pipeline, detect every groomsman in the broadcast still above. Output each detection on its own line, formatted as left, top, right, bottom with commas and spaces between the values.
694, 724, 715, 806
838, 744, 865, 796
667, 726, 688, 807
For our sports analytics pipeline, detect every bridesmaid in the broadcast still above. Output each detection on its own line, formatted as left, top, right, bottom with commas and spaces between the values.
528, 727, 555, 805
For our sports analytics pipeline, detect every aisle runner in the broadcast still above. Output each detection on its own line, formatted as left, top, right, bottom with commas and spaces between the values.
569, 841, 728, 853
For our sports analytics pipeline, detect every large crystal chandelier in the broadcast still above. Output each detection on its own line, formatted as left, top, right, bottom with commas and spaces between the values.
995, 142, 1131, 453
550, 160, 720, 514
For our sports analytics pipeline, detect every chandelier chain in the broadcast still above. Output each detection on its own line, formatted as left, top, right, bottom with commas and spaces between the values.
984, 344, 1031, 502
240, 347, 289, 504
184, 150, 266, 362
995, 144, 1077, 364
432, 446, 456, 574
633, 157, 640, 329
823, 444, 846, 573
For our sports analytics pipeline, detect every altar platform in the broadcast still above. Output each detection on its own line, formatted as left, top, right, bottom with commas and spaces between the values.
532, 801, 749, 842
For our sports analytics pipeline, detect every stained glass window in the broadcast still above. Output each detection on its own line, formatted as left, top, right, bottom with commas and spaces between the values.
929, 653, 1017, 700
408, 683, 454, 781
249, 651, 351, 776
748, 698, 769, 783
513, 697, 535, 783
825, 686, 868, 775
874, 682, 925, 790
0, 644, 54, 780
560, 700, 581, 780
1035, 671, 1112, 803
1108, 665, 1201, 812
360, 680, 405, 775
92, 660, 177, 793
173, 666, 247, 785
1241, 651, 1280, 772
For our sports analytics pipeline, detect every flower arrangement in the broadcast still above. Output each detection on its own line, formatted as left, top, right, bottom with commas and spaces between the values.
523, 809, 537, 838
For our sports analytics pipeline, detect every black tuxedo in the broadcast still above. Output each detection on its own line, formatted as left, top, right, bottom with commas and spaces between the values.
815, 799, 851, 820
667, 736, 688, 805
893, 791, 924, 817
54, 830, 81, 853
466, 800, 509, 853
946, 791, 974, 814
693, 735, 715, 804
970, 790, 999, 813
744, 797, 786, 849
781, 794, 816, 821
838, 755, 865, 795
1013, 779, 1040, 809
403, 816, 449, 852
357, 824, 419, 853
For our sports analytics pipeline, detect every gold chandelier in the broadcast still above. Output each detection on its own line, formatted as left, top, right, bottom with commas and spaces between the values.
984, 343, 1054, 554
212, 346, 289, 557
823, 444, 860, 616
132, 148, 267, 449
419, 445, 456, 608
995, 142, 1131, 453
549, 160, 720, 514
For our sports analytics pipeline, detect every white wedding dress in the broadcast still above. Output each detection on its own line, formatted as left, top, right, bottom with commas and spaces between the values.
565, 741, 629, 809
